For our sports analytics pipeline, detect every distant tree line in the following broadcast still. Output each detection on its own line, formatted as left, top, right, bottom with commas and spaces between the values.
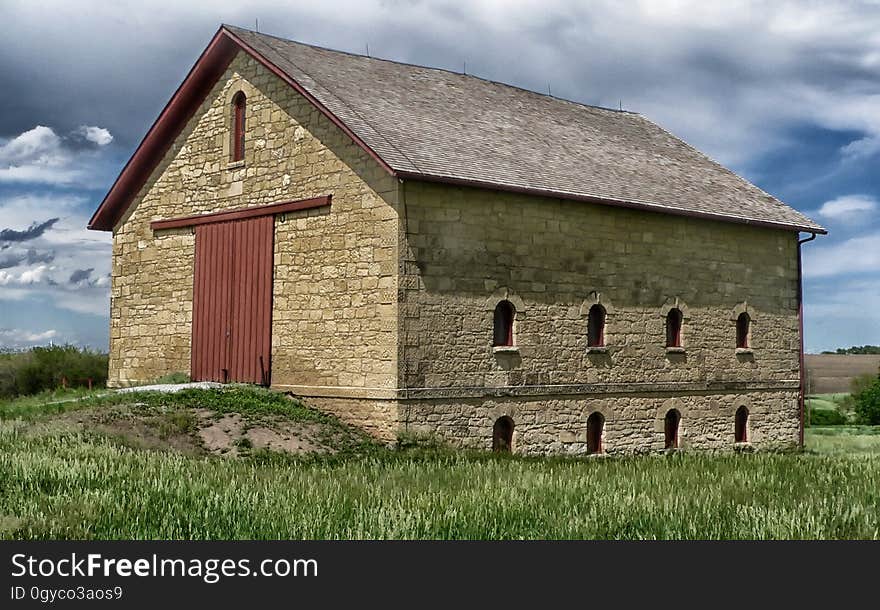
821, 346, 880, 355
0, 345, 108, 399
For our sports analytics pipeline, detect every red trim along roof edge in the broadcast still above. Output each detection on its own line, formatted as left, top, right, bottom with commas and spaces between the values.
88, 26, 394, 232
89, 28, 238, 231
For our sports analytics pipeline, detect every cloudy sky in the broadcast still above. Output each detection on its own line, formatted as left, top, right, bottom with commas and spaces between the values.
0, 0, 878, 353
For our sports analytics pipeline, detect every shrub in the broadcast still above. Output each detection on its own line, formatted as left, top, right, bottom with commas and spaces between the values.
808, 407, 847, 426
852, 373, 879, 396
854, 377, 880, 425
0, 345, 108, 399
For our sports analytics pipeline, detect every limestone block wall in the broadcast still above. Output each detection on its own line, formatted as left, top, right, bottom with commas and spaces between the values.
307, 397, 401, 442
398, 182, 800, 392
399, 390, 799, 455
108, 51, 399, 389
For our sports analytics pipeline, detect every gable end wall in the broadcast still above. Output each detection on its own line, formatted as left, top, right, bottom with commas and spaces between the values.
109, 52, 400, 433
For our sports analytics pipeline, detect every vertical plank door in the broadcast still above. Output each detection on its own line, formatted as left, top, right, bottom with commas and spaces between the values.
191, 216, 273, 384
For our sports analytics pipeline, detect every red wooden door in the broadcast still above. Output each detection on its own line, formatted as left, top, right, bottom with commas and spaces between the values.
191, 215, 273, 384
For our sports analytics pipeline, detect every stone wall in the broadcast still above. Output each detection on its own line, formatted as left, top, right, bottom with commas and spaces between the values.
395, 181, 802, 451
399, 182, 800, 391
400, 390, 799, 454
108, 51, 399, 390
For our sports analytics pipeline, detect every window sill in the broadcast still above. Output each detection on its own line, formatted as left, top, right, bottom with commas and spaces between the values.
586, 346, 609, 354
226, 160, 246, 170
665, 347, 686, 354
735, 348, 754, 355
492, 345, 520, 354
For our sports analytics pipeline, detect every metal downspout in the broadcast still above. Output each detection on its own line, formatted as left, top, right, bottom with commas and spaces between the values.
797, 232, 817, 448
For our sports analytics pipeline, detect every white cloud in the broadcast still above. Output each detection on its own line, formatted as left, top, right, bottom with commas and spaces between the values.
0, 125, 65, 166
840, 136, 880, 161
0, 124, 113, 184
816, 195, 878, 222
804, 278, 880, 352
0, 125, 75, 184
0, 126, 74, 184
18, 264, 50, 284
0, 192, 111, 316
0, 264, 51, 285
76, 125, 113, 146
0, 328, 58, 343
803, 233, 880, 278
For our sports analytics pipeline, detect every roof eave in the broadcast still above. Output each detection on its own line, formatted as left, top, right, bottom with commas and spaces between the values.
88, 27, 240, 231
395, 171, 828, 235
88, 25, 399, 232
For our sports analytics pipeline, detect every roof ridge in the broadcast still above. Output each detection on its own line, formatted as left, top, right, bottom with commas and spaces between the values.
222, 23, 640, 118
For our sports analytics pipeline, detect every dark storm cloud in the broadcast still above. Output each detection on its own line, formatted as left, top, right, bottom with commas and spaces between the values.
2, 0, 879, 168
68, 268, 94, 284
0, 248, 55, 269
27, 248, 56, 264
0, 218, 59, 242
0, 253, 21, 269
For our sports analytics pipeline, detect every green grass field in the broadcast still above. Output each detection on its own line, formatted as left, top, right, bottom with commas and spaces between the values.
1, 388, 879, 540
806, 393, 850, 411
805, 426, 880, 455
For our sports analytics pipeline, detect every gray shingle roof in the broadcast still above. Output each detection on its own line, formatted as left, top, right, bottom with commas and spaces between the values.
227, 25, 824, 233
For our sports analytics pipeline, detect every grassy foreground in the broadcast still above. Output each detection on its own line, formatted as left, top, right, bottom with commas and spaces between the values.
1, 389, 880, 539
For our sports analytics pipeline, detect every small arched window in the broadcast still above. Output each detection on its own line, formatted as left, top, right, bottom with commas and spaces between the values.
493, 300, 515, 347
587, 411, 605, 454
492, 416, 514, 452
735, 406, 749, 443
587, 304, 606, 348
736, 312, 751, 349
666, 308, 683, 348
231, 91, 246, 162
664, 409, 680, 449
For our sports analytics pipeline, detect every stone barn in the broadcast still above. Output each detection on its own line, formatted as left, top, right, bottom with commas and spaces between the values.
90, 25, 826, 454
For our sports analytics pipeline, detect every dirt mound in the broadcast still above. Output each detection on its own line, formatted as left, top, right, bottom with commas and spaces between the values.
63, 402, 338, 457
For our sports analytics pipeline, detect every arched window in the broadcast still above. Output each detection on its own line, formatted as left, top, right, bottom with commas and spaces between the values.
664, 409, 680, 449
587, 411, 605, 454
587, 304, 606, 348
231, 92, 246, 162
666, 308, 683, 348
736, 312, 751, 349
735, 406, 749, 443
493, 300, 515, 347
492, 416, 514, 452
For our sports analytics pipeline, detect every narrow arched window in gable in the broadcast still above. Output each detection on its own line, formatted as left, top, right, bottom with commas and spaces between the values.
587, 304, 606, 348
664, 409, 680, 449
666, 308, 683, 348
735, 406, 749, 443
587, 411, 605, 454
231, 91, 246, 162
736, 312, 751, 349
493, 300, 515, 347
492, 416, 514, 452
